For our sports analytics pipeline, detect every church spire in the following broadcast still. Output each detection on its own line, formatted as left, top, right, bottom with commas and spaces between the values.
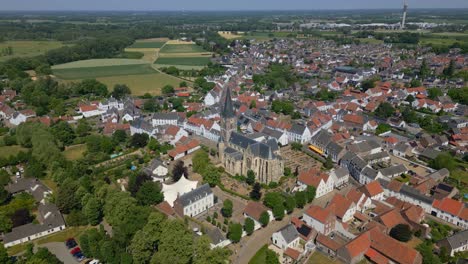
221, 86, 235, 118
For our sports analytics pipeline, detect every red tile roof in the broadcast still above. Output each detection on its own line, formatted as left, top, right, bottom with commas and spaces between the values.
359, 181, 384, 198
284, 247, 301, 260
243, 201, 268, 222
432, 198, 465, 218
305, 205, 334, 224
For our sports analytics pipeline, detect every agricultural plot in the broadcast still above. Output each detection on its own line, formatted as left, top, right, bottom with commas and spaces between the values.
159, 44, 206, 53
93, 72, 182, 96
218, 31, 244, 39
52, 59, 155, 79
0, 40, 64, 61
155, 56, 211, 66
128, 40, 166, 49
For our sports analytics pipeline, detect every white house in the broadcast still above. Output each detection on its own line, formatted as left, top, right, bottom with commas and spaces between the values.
143, 159, 169, 182
437, 230, 468, 256
98, 97, 124, 111
329, 167, 349, 188
79, 105, 103, 118
9, 112, 28, 126
327, 194, 356, 223
152, 112, 179, 126
287, 124, 312, 143
358, 181, 385, 201
173, 184, 214, 217
204, 90, 220, 107
272, 224, 301, 250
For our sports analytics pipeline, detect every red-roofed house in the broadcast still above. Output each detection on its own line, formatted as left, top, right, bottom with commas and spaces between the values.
327, 194, 357, 222
358, 181, 385, 201
168, 139, 201, 160
303, 205, 335, 235
243, 201, 273, 230
432, 198, 468, 229
296, 168, 334, 198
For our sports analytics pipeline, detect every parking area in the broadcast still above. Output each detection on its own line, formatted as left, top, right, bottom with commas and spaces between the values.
40, 242, 78, 264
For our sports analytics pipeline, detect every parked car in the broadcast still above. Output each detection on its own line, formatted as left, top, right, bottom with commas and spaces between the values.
65, 238, 77, 249
70, 247, 81, 255
74, 252, 85, 261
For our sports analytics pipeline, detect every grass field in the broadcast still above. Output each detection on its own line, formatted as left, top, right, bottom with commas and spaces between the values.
128, 40, 166, 49
93, 72, 182, 95
0, 40, 64, 61
52, 59, 156, 79
64, 144, 87, 160
357, 38, 384, 44
159, 44, 206, 53
0, 145, 28, 159
155, 56, 211, 66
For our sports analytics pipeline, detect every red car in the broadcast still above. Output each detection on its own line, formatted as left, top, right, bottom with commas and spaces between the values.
70, 247, 81, 255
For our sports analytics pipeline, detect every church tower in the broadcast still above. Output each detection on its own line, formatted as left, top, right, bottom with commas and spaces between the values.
220, 86, 237, 142
218, 86, 236, 164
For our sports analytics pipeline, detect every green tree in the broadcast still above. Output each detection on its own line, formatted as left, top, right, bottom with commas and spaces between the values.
259, 211, 270, 227
306, 186, 316, 203
112, 129, 128, 144
222, 199, 233, 218
263, 192, 284, 209
162, 85, 175, 95
51, 121, 76, 146
193, 235, 231, 264
76, 118, 92, 137
419, 59, 430, 79
172, 160, 188, 182
0, 242, 10, 264
428, 88, 443, 100
192, 150, 209, 173
111, 84, 131, 99
136, 181, 164, 206
250, 183, 262, 200
406, 94, 415, 103
376, 123, 391, 135
84, 197, 102, 226
375, 102, 395, 118
272, 203, 285, 220
0, 212, 12, 233
417, 241, 442, 264
152, 219, 193, 264
284, 195, 296, 214
295, 191, 307, 208
201, 165, 220, 187
130, 212, 165, 264
66, 210, 88, 226
324, 156, 333, 170
265, 248, 280, 264
244, 217, 255, 235
179, 81, 188, 88
291, 142, 302, 151
249, 100, 256, 109
410, 79, 422, 88
130, 133, 149, 148
429, 153, 457, 171
227, 223, 242, 243
56, 180, 80, 214
389, 224, 412, 242
246, 170, 255, 185
443, 60, 455, 78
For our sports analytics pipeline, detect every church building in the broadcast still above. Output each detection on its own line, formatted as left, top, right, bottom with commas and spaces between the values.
218, 87, 284, 184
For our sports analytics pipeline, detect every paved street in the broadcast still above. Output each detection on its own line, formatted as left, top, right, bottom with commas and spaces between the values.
40, 242, 77, 264
232, 188, 347, 264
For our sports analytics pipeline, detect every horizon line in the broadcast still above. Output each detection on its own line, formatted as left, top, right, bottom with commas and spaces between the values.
1, 7, 468, 12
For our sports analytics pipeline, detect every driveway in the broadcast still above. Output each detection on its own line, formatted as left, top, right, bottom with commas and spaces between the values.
40, 242, 78, 264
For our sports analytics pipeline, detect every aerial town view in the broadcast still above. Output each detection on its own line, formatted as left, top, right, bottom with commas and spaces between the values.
0, 0, 467, 263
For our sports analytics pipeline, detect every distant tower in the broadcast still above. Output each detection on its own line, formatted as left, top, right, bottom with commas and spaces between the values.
401, 0, 408, 29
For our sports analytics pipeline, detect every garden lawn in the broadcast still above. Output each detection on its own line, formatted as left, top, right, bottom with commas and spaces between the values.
0, 145, 28, 159
249, 245, 268, 264
63, 144, 87, 160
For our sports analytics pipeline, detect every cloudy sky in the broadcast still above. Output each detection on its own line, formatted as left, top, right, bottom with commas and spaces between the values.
1, 0, 468, 11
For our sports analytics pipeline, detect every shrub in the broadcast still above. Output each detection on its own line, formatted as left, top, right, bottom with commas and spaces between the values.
390, 224, 413, 242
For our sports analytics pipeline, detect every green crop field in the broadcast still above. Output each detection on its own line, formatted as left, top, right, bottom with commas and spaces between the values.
159, 44, 206, 53
52, 59, 155, 79
155, 56, 211, 66
93, 72, 182, 95
128, 41, 166, 49
53, 64, 156, 79
0, 40, 64, 61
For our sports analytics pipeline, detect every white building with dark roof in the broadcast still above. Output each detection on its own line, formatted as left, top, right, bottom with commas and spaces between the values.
173, 184, 214, 217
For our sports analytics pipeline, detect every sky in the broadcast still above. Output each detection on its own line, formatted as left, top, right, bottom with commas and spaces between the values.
1, 0, 468, 11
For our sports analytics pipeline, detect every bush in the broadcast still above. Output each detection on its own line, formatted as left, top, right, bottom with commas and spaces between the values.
244, 217, 255, 235
390, 224, 412, 242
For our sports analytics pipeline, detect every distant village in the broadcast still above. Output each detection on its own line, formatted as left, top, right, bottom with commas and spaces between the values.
1, 36, 467, 264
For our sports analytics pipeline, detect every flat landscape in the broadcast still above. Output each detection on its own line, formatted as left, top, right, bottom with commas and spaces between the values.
159, 44, 206, 53
52, 58, 155, 79
128, 40, 167, 49
0, 40, 64, 61
154, 42, 212, 69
